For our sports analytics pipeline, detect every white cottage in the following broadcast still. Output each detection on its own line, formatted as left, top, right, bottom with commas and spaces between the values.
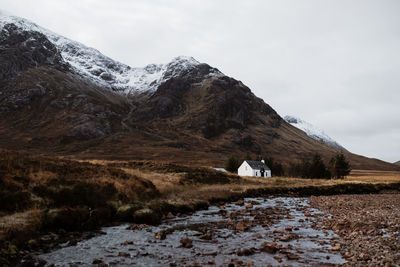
238, 160, 271, 177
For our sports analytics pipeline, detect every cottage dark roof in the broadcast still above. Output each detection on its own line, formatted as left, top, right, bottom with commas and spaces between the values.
245, 160, 271, 170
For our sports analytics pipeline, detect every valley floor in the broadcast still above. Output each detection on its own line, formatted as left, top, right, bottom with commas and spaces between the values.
0, 151, 399, 266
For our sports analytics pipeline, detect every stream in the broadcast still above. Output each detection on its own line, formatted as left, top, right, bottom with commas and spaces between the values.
36, 197, 345, 266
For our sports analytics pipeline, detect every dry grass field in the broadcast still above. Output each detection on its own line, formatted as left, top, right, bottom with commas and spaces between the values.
82, 159, 400, 200
1, 150, 399, 264
111, 163, 400, 207
346, 169, 400, 183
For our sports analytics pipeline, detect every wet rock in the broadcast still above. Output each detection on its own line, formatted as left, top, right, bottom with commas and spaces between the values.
237, 248, 255, 256
260, 242, 279, 254
116, 204, 142, 221
133, 208, 161, 225
44, 206, 90, 231
235, 221, 248, 232
273, 256, 282, 263
40, 235, 52, 243
286, 253, 300, 261
279, 235, 292, 242
121, 240, 133, 246
27, 239, 38, 248
331, 244, 340, 251
155, 230, 167, 240
180, 237, 193, 248
235, 200, 244, 205
285, 226, 293, 231
166, 212, 175, 219
92, 258, 104, 264
199, 233, 212, 240
118, 252, 130, 257
127, 224, 147, 230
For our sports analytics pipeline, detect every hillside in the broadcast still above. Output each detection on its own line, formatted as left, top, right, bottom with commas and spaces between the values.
0, 12, 398, 171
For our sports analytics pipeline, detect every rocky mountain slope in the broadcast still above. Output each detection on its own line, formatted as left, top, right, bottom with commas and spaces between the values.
0, 11, 398, 171
284, 116, 347, 151
0, 10, 221, 95
395, 161, 400, 166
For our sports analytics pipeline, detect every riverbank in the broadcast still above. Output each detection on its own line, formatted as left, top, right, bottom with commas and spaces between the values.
310, 193, 400, 266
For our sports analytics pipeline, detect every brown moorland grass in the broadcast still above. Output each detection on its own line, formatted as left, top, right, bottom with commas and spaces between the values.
0, 150, 159, 246
346, 169, 400, 183
1, 150, 399, 263
115, 162, 400, 206
80, 159, 400, 199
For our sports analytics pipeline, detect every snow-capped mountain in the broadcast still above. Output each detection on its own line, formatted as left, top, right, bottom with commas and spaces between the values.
284, 115, 347, 151
1, 10, 398, 172
0, 10, 222, 95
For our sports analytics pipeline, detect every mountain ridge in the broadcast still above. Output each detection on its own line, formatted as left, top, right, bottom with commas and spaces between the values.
0, 11, 222, 95
0, 11, 399, 171
284, 115, 347, 151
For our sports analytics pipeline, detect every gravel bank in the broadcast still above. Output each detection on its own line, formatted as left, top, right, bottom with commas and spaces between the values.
310, 193, 400, 266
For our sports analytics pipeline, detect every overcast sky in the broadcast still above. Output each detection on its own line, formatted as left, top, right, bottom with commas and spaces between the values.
2, 0, 399, 163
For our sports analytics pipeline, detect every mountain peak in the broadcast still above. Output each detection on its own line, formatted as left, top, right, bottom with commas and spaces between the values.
0, 12, 223, 95
284, 115, 347, 151
170, 56, 199, 64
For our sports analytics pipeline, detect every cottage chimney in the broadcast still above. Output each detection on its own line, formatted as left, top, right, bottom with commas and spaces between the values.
261, 159, 265, 164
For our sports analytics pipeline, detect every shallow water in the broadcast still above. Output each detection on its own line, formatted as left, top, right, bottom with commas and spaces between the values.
37, 197, 345, 266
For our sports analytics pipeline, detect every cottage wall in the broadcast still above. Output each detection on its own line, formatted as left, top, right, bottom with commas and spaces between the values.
238, 161, 272, 178
238, 161, 253, 176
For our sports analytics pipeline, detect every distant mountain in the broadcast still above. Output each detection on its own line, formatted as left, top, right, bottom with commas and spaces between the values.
0, 10, 398, 171
284, 116, 347, 151
394, 161, 400, 166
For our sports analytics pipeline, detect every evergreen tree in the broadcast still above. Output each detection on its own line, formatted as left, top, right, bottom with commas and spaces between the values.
329, 153, 351, 179
309, 154, 330, 178
300, 159, 311, 178
225, 156, 240, 173
287, 154, 330, 178
288, 162, 302, 177
264, 157, 285, 177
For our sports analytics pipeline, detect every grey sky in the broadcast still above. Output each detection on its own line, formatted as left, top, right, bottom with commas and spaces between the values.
2, 0, 399, 162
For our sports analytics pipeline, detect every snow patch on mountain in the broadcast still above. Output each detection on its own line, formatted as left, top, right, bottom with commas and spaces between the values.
0, 11, 222, 94
284, 115, 347, 151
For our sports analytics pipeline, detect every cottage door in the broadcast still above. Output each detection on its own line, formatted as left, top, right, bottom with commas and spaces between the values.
260, 167, 265, 177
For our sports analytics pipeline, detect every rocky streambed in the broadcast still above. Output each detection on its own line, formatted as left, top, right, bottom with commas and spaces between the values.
310, 193, 400, 266
33, 197, 346, 266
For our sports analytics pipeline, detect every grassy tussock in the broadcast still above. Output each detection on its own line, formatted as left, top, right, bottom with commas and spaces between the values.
0, 209, 43, 241
0, 150, 158, 213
